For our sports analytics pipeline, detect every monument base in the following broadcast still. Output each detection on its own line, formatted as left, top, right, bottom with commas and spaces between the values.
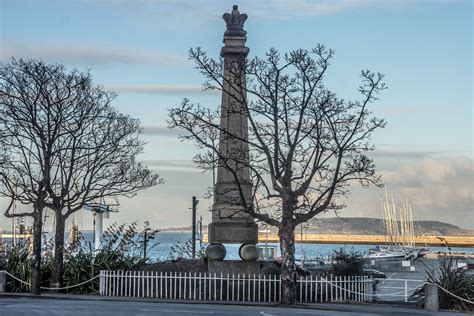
209, 222, 258, 244
208, 260, 261, 275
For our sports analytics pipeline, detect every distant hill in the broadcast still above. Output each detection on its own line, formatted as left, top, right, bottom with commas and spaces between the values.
161, 217, 474, 236
160, 226, 199, 232
305, 217, 474, 236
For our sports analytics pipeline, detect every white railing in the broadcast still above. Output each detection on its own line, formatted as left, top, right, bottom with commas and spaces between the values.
298, 275, 373, 303
99, 271, 372, 303
373, 278, 424, 302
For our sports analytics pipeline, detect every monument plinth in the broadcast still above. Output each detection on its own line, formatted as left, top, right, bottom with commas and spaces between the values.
207, 5, 259, 269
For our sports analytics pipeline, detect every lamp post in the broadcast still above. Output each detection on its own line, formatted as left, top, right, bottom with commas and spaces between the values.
192, 196, 199, 259
143, 221, 150, 260
199, 215, 203, 248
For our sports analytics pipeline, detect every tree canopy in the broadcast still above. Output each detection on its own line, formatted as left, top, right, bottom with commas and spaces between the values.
169, 45, 386, 304
0, 58, 162, 292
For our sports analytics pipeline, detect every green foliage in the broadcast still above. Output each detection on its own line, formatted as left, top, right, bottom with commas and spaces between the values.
330, 248, 364, 276
412, 259, 474, 311
62, 222, 158, 293
0, 235, 55, 292
0, 242, 34, 292
166, 238, 206, 262
0, 221, 158, 293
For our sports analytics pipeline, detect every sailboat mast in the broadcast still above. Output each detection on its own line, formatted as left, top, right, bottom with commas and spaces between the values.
408, 196, 415, 246
389, 196, 397, 247
382, 188, 393, 246
381, 193, 389, 245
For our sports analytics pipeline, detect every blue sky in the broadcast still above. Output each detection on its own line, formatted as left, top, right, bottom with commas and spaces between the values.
0, 0, 472, 231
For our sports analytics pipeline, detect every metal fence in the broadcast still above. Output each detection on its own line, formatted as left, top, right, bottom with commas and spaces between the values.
373, 278, 424, 302
99, 270, 372, 303
298, 275, 373, 303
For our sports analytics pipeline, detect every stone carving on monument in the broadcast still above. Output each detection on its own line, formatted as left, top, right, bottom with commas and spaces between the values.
206, 5, 259, 269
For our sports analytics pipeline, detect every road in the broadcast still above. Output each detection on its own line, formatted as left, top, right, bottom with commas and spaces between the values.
0, 299, 349, 316
0, 297, 467, 316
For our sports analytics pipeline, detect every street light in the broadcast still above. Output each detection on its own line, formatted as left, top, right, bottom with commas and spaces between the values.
143, 221, 150, 260
192, 196, 199, 259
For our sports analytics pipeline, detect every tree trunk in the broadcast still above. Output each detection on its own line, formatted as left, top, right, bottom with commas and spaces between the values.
279, 219, 297, 305
51, 211, 65, 289
30, 207, 43, 295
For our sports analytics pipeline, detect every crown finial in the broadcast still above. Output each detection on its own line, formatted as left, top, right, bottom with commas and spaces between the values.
223, 5, 247, 37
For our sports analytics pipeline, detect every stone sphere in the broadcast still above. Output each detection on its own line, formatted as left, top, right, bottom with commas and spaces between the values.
206, 243, 226, 261
239, 244, 258, 261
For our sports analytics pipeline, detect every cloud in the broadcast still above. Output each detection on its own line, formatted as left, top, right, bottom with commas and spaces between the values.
382, 156, 473, 187
106, 84, 218, 95
370, 149, 442, 160
318, 155, 474, 229
251, 0, 468, 18
266, 0, 396, 17
378, 156, 473, 227
142, 125, 182, 137
85, 0, 222, 26
1, 39, 186, 66
84, 0, 420, 25
379, 105, 426, 114
142, 159, 197, 171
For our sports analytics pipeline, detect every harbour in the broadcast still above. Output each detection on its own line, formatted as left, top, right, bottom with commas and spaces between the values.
202, 233, 474, 247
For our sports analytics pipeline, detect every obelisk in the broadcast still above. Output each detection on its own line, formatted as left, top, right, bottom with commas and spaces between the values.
206, 5, 258, 264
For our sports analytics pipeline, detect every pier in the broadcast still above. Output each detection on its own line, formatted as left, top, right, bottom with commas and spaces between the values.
0, 234, 32, 239
203, 233, 474, 247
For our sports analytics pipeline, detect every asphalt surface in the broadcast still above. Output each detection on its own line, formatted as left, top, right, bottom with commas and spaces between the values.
0, 296, 469, 316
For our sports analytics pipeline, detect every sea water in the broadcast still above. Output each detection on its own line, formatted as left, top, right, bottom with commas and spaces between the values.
79, 231, 473, 261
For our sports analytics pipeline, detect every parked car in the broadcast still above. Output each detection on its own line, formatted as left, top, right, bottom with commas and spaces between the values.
362, 268, 386, 278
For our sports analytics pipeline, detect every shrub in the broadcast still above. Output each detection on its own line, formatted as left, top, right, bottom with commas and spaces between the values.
0, 221, 158, 293
412, 259, 474, 311
0, 242, 34, 292
330, 248, 364, 276
166, 238, 206, 262
62, 222, 158, 293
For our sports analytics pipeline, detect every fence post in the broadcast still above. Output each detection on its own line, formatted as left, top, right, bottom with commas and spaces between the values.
104, 270, 107, 295
99, 270, 104, 295
106, 270, 110, 296
0, 271, 6, 293
404, 280, 408, 303
424, 283, 439, 312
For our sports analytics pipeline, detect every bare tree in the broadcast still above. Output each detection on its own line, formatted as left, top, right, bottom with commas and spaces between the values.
169, 46, 386, 304
0, 59, 162, 292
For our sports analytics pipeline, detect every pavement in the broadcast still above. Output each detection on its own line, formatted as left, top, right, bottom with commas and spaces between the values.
0, 293, 470, 316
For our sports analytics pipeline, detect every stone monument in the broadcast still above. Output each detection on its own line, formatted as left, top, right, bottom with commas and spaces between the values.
206, 5, 259, 273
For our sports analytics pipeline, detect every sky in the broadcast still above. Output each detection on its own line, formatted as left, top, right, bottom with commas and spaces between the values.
0, 0, 472, 232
